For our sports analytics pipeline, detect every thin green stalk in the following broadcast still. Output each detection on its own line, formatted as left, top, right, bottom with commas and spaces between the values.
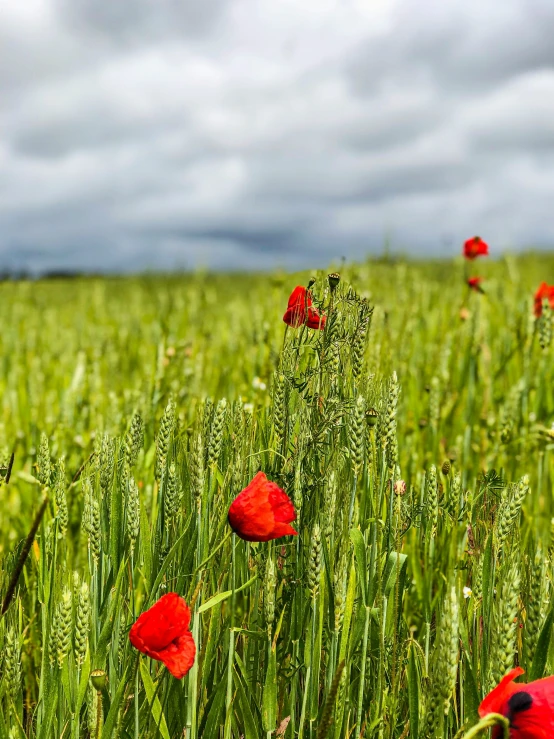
355, 606, 370, 736
224, 533, 236, 739
348, 475, 358, 528
299, 598, 317, 739
187, 503, 203, 739
131, 552, 139, 739
459, 714, 510, 739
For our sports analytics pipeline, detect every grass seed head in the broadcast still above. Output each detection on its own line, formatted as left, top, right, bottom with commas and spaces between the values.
74, 579, 90, 668
308, 523, 322, 599
4, 626, 21, 699
124, 411, 144, 469
126, 477, 140, 553
207, 398, 227, 467
156, 396, 176, 480
37, 432, 51, 487
54, 457, 68, 538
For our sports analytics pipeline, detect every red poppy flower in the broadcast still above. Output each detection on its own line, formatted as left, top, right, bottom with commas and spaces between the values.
467, 276, 485, 293
283, 286, 326, 329
464, 236, 489, 260
129, 593, 196, 679
534, 282, 554, 318
479, 667, 554, 739
228, 471, 298, 542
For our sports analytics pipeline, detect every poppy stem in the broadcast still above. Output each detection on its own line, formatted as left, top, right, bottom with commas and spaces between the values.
129, 551, 139, 739
355, 605, 371, 737
459, 714, 510, 739
95, 689, 103, 739
194, 529, 232, 574
348, 475, 358, 528
281, 325, 289, 362
224, 533, 236, 739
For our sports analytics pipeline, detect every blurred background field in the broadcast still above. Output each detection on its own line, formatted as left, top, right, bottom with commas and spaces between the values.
1, 254, 553, 509
0, 253, 553, 738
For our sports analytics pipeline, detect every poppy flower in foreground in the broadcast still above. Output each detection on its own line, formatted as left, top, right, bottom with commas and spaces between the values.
464, 236, 489, 260
228, 471, 298, 542
478, 667, 554, 738
283, 286, 326, 329
534, 282, 554, 318
129, 593, 196, 678
467, 276, 485, 293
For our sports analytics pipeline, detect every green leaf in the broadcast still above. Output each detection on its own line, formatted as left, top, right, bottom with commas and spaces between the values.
61, 659, 72, 711
37, 685, 58, 739
530, 606, 554, 681
14, 471, 41, 486
407, 643, 420, 739
262, 643, 277, 733
203, 673, 227, 738
338, 562, 356, 664
93, 560, 126, 669
102, 669, 128, 739
382, 551, 408, 597
140, 502, 153, 588
310, 576, 325, 721
76, 649, 91, 719
110, 464, 123, 569
140, 660, 171, 739
481, 533, 495, 676
198, 575, 257, 614
234, 665, 260, 739
148, 522, 193, 602
0, 706, 8, 739
349, 529, 368, 606
463, 651, 480, 724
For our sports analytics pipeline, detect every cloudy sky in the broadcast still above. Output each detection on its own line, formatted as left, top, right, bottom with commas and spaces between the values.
1, 0, 554, 272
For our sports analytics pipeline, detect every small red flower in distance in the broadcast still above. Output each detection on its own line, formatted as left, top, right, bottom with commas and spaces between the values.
479, 667, 554, 739
467, 276, 485, 293
283, 286, 326, 329
534, 282, 554, 318
129, 593, 196, 679
464, 236, 489, 260
228, 471, 298, 542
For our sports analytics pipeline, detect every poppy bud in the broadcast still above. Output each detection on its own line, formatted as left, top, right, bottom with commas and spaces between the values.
365, 408, 378, 427
90, 669, 108, 692
328, 273, 341, 291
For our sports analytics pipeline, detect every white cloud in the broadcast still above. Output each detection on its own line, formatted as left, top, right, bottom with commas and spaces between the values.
1, 0, 553, 272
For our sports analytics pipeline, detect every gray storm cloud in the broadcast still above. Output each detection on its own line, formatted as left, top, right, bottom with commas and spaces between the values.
1, 0, 553, 272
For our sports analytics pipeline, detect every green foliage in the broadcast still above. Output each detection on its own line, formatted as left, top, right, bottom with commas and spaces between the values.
0, 256, 554, 737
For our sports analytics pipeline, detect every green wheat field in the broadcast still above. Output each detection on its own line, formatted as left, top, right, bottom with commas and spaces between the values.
1, 253, 553, 738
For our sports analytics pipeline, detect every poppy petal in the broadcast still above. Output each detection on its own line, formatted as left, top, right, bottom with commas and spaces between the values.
129, 593, 196, 679
479, 667, 525, 718
158, 631, 196, 679
228, 471, 297, 542
283, 286, 326, 329
273, 522, 298, 537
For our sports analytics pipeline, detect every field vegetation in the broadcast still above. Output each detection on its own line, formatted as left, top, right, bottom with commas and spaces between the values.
0, 253, 553, 738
